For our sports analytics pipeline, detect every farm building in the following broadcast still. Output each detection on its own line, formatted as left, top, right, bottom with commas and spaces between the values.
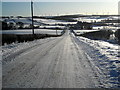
2, 18, 41, 30
75, 21, 93, 30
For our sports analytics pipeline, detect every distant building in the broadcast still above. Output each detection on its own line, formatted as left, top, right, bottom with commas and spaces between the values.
2, 18, 41, 30
71, 21, 92, 30
4, 19, 16, 30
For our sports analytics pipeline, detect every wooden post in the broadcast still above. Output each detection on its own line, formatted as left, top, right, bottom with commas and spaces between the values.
31, 0, 34, 35
56, 29, 58, 35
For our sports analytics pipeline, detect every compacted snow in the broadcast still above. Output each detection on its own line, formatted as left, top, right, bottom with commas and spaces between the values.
1, 30, 120, 88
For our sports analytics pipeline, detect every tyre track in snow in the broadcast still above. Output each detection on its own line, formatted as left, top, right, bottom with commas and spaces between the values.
2, 38, 59, 65
3, 30, 103, 88
3, 37, 64, 87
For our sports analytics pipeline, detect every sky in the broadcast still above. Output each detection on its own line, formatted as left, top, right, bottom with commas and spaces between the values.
1, 1, 119, 17
1, 0, 120, 2
118, 2, 120, 15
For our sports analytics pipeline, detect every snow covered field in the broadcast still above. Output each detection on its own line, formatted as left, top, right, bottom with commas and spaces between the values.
34, 18, 77, 25
73, 30, 99, 35
1, 29, 64, 35
39, 25, 65, 29
93, 26, 118, 30
74, 16, 119, 23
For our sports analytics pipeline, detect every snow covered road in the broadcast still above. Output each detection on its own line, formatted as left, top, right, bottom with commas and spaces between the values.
2, 30, 119, 88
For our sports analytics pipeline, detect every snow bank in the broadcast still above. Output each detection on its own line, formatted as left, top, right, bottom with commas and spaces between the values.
1, 37, 57, 64
77, 36, 120, 88
78, 36, 119, 67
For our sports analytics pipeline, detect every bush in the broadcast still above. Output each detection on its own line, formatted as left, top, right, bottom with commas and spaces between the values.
80, 30, 113, 40
115, 29, 120, 44
2, 34, 62, 45
2, 21, 9, 30
2, 34, 18, 44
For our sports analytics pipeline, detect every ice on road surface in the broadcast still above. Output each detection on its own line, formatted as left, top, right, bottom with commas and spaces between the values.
2, 30, 120, 88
